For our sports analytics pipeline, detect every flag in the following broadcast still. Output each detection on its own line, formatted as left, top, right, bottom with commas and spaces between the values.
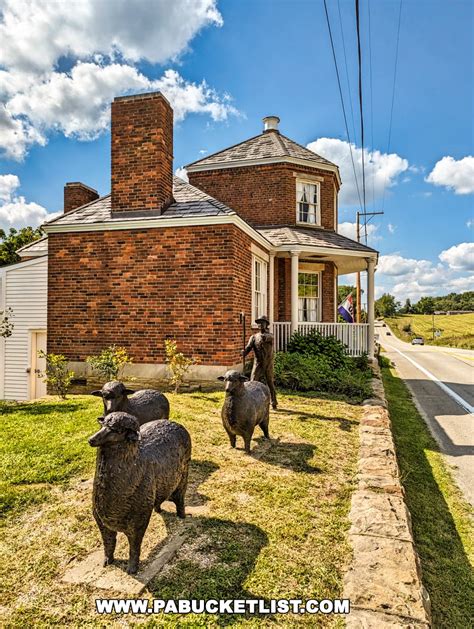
338, 293, 354, 323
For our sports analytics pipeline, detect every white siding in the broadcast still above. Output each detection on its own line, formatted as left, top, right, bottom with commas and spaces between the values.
0, 258, 47, 401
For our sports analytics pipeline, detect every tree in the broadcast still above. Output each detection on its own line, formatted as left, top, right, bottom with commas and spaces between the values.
401, 298, 414, 314
165, 339, 196, 393
38, 351, 74, 399
0, 227, 43, 266
415, 296, 436, 315
375, 293, 399, 318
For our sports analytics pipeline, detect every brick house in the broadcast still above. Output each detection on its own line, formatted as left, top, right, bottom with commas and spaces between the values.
33, 90, 377, 387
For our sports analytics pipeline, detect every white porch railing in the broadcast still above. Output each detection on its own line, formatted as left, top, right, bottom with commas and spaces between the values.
273, 322, 369, 356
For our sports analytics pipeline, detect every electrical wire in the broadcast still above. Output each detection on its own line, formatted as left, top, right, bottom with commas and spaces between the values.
355, 0, 367, 243
368, 0, 375, 214
323, 0, 363, 213
381, 0, 403, 213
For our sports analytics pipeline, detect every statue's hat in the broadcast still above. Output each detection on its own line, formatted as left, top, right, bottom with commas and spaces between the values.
255, 315, 270, 325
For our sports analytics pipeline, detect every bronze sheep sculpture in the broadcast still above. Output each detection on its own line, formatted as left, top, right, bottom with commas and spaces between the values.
91, 381, 170, 425
88, 412, 191, 574
218, 370, 271, 454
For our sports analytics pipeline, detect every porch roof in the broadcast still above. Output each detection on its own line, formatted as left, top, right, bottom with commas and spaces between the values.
256, 225, 377, 253
257, 225, 377, 274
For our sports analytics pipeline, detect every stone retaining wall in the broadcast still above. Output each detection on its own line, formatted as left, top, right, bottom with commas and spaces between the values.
344, 361, 432, 628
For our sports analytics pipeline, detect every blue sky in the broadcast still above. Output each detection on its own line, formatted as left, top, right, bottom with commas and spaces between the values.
0, 0, 472, 301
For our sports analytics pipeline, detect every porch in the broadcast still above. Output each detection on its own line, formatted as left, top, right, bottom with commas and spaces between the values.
256, 225, 378, 358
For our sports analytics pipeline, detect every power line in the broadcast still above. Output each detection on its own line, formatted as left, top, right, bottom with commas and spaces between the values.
323, 0, 363, 212
381, 0, 403, 213
337, 0, 358, 147
367, 0, 375, 214
355, 0, 367, 237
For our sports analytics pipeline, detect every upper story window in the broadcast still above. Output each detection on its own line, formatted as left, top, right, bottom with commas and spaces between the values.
296, 180, 320, 225
252, 255, 268, 321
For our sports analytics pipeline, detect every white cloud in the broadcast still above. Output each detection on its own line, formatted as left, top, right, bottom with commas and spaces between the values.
307, 138, 408, 206
439, 242, 474, 271
467, 219, 474, 229
0, 1, 235, 160
0, 0, 222, 73
338, 221, 379, 243
387, 223, 396, 234
426, 156, 474, 195
376, 247, 474, 301
0, 174, 57, 231
174, 167, 189, 182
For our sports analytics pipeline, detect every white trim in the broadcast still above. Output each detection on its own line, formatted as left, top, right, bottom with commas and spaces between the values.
251, 253, 268, 322
251, 242, 269, 262
0, 271, 5, 399
18, 250, 47, 259
276, 243, 378, 259
1, 256, 49, 273
295, 177, 321, 227
298, 269, 322, 323
187, 155, 342, 186
333, 181, 338, 230
43, 213, 274, 253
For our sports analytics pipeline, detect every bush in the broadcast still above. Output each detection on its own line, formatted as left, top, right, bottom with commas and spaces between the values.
287, 330, 347, 369
274, 352, 371, 401
165, 339, 196, 393
0, 307, 14, 338
37, 351, 74, 399
86, 345, 132, 382
402, 323, 412, 334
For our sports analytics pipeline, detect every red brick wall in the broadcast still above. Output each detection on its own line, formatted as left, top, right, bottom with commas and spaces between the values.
111, 92, 173, 214
321, 262, 336, 322
188, 163, 338, 229
64, 183, 99, 213
47, 225, 261, 366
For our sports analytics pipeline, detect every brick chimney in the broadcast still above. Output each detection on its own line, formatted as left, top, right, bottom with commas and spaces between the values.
111, 92, 173, 216
64, 182, 99, 213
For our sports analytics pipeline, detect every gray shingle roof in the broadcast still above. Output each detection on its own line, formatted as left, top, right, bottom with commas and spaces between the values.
43, 177, 236, 227
186, 131, 337, 169
256, 225, 377, 253
16, 235, 48, 256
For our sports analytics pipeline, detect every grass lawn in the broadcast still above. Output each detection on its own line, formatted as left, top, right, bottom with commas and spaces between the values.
0, 391, 361, 627
381, 361, 474, 628
385, 313, 474, 349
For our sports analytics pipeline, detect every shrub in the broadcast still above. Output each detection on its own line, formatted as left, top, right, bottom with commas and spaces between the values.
274, 352, 371, 401
37, 351, 74, 399
287, 330, 347, 369
402, 323, 412, 334
86, 345, 132, 382
165, 339, 196, 393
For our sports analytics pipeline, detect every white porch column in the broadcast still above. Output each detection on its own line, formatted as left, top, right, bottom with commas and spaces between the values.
269, 252, 275, 326
367, 257, 375, 360
290, 251, 299, 334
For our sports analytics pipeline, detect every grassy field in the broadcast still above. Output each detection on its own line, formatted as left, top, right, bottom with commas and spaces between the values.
0, 391, 362, 627
380, 359, 474, 628
385, 313, 474, 349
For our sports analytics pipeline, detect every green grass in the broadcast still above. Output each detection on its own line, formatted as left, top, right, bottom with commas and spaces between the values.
0, 391, 361, 627
385, 313, 474, 349
380, 361, 474, 628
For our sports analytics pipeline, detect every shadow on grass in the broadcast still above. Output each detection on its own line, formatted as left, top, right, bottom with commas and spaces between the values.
0, 400, 89, 416
149, 515, 270, 626
276, 406, 357, 432
382, 365, 473, 628
255, 437, 321, 474
186, 459, 219, 507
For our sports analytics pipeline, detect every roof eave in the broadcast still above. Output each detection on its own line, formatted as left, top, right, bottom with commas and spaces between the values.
186, 156, 342, 187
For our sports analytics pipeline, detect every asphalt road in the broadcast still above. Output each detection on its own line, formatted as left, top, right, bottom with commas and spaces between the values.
377, 323, 474, 506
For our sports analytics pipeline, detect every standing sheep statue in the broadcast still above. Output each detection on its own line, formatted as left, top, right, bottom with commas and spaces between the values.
91, 381, 169, 425
218, 370, 271, 454
88, 412, 191, 574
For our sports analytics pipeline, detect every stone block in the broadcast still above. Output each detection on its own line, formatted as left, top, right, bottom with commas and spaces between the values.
344, 535, 430, 622
345, 608, 430, 628
349, 490, 412, 540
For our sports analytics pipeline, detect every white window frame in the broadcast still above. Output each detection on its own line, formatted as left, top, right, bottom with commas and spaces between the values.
252, 254, 268, 322
298, 270, 321, 322
296, 179, 321, 226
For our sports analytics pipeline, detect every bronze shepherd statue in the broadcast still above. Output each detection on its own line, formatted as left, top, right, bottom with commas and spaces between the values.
242, 315, 278, 410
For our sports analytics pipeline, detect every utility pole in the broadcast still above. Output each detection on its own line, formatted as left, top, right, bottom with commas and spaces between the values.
356, 210, 384, 323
